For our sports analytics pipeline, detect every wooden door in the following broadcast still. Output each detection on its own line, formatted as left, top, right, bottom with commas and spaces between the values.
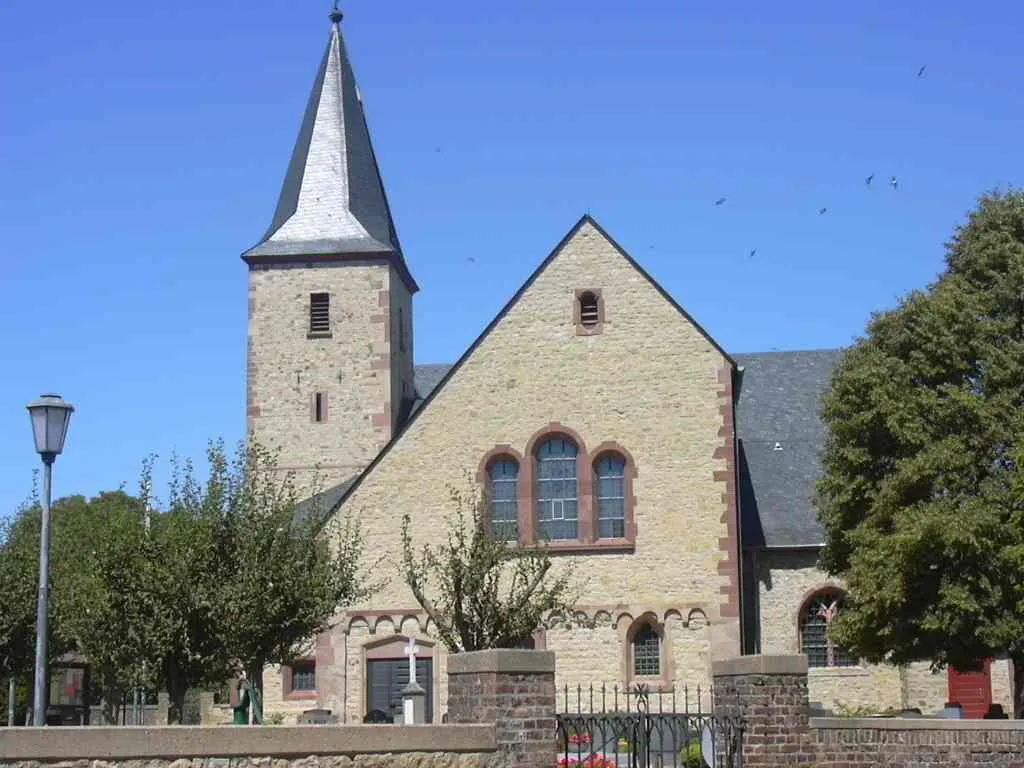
947, 660, 992, 719
366, 658, 433, 723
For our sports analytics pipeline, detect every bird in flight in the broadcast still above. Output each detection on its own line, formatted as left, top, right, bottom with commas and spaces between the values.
889, 176, 899, 190
819, 207, 828, 215
467, 256, 476, 263
865, 174, 874, 186
748, 248, 757, 259
917, 65, 927, 78
714, 197, 727, 206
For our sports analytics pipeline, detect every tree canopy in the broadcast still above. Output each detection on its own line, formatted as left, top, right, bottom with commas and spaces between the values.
0, 439, 370, 724
401, 481, 579, 652
817, 189, 1024, 716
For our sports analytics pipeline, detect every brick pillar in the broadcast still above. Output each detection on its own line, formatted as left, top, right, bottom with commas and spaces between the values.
447, 649, 557, 768
712, 654, 813, 767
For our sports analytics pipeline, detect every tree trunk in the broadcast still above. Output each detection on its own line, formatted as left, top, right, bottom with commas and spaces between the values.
101, 683, 122, 725
165, 660, 187, 725
246, 663, 264, 725
1013, 655, 1024, 720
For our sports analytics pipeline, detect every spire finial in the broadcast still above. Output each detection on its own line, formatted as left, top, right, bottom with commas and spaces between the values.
329, 1, 343, 24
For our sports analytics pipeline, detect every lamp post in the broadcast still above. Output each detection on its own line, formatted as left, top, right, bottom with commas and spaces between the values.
26, 394, 74, 727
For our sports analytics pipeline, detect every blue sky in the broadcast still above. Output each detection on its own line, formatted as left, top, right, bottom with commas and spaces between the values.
1, 0, 1021, 515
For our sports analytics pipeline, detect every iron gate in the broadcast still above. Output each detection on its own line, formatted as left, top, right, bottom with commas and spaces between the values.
556, 683, 741, 768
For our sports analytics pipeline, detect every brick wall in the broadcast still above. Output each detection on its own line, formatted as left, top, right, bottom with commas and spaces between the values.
447, 649, 558, 768
712, 655, 812, 766
713, 654, 1024, 768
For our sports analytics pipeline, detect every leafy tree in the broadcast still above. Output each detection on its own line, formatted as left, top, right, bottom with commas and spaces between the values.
50, 491, 159, 723
817, 190, 1024, 717
0, 506, 43, 689
0, 496, 77, 720
172, 441, 370, 719
400, 480, 579, 652
145, 454, 234, 724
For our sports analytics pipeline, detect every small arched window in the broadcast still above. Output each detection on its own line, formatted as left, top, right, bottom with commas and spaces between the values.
535, 437, 579, 540
594, 453, 626, 538
487, 458, 519, 540
799, 590, 856, 668
579, 291, 600, 328
632, 623, 661, 677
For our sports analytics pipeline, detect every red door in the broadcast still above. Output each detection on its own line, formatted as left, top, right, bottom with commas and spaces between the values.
947, 660, 992, 719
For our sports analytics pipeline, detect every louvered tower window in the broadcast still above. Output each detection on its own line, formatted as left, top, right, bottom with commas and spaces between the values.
579, 292, 600, 327
309, 292, 330, 335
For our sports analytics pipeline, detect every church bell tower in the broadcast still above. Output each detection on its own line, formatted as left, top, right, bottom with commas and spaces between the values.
242, 7, 417, 490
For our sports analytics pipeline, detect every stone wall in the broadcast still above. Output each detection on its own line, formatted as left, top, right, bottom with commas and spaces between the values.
811, 718, 1024, 767
0, 650, 557, 768
329, 218, 739, 721
247, 261, 397, 489
754, 549, 1014, 714
0, 724, 497, 767
713, 653, 1024, 768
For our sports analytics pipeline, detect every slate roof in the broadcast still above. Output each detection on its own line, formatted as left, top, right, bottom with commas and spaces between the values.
293, 474, 358, 528
406, 349, 843, 550
734, 349, 844, 548
241, 17, 415, 292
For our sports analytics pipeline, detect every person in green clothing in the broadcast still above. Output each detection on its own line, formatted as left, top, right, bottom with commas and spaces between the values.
232, 674, 250, 725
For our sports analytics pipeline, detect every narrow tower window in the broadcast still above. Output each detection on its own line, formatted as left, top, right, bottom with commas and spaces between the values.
579, 292, 599, 326
574, 289, 604, 335
313, 392, 327, 423
309, 292, 330, 336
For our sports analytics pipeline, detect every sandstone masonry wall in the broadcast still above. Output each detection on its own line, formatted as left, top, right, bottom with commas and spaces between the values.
754, 549, 1013, 714
331, 220, 739, 721
247, 262, 396, 489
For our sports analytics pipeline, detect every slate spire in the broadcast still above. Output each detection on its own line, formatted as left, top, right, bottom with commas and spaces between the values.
243, 10, 414, 289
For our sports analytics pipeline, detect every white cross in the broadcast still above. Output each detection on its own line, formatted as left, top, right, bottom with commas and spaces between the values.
404, 636, 420, 684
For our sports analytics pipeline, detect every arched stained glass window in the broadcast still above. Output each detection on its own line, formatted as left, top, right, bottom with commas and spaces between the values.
487, 458, 519, 540
799, 591, 856, 668
595, 453, 626, 538
535, 438, 579, 540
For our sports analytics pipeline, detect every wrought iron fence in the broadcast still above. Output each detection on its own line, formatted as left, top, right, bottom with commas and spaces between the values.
556, 683, 741, 768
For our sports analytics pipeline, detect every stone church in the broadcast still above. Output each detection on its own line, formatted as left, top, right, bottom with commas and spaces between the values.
241, 11, 1013, 723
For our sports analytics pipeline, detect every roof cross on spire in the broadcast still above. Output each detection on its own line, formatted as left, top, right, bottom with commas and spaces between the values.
329, 1, 343, 25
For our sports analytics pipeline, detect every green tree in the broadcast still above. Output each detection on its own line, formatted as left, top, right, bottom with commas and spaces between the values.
145, 454, 234, 724
0, 506, 42, 689
51, 491, 159, 723
172, 441, 370, 719
817, 189, 1024, 717
0, 496, 77, 721
400, 480, 579, 652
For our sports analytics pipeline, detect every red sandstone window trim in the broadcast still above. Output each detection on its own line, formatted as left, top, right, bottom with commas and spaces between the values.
479, 427, 637, 553
590, 443, 638, 546
477, 446, 524, 540
796, 586, 858, 669
281, 658, 318, 701
573, 288, 605, 336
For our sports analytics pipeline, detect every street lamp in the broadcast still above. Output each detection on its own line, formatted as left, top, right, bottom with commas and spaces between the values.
26, 394, 74, 727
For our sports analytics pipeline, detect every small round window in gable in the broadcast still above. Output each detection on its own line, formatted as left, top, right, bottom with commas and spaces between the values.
579, 292, 600, 327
